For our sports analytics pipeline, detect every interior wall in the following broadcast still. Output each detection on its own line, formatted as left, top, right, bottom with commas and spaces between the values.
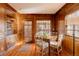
54, 3, 79, 55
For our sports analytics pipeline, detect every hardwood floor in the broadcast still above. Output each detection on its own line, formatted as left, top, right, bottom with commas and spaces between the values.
4, 43, 35, 56
3, 43, 72, 56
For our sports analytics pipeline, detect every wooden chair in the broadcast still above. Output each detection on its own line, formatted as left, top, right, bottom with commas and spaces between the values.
50, 34, 64, 55
35, 37, 49, 56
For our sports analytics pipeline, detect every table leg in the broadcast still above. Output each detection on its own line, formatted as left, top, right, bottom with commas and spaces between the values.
48, 40, 50, 56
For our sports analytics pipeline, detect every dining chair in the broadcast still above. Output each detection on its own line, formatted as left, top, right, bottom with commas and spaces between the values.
35, 37, 49, 56
50, 34, 64, 55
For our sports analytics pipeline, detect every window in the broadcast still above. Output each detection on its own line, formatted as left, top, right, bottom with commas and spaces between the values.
66, 25, 79, 38
66, 25, 73, 36
65, 10, 79, 37
75, 25, 79, 37
36, 20, 51, 36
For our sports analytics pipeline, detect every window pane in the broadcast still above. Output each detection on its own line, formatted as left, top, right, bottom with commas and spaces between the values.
67, 25, 73, 30
75, 25, 79, 30
67, 30, 73, 36
36, 20, 51, 36
75, 31, 79, 37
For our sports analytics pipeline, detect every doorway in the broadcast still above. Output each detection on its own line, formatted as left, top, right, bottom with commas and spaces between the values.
24, 20, 32, 43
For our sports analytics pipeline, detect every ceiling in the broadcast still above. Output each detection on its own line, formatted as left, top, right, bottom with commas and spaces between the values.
9, 3, 66, 14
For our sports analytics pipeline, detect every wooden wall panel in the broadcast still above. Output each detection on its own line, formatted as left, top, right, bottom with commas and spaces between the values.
54, 3, 79, 31
22, 14, 53, 20
75, 38, 79, 55
63, 35, 73, 55
54, 3, 79, 55
56, 3, 79, 16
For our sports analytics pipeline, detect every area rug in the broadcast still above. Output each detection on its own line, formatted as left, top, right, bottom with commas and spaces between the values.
19, 44, 31, 52
0, 51, 6, 56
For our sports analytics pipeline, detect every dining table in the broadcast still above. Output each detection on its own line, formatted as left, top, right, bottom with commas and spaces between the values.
43, 35, 57, 56
39, 35, 57, 56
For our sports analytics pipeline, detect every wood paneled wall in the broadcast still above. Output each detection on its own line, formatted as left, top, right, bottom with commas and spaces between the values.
54, 3, 79, 55
54, 3, 79, 31
56, 3, 79, 15
1, 3, 79, 55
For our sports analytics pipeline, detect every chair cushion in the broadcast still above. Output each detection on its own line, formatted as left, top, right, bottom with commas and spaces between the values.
42, 41, 48, 49
50, 41, 57, 46
36, 40, 48, 49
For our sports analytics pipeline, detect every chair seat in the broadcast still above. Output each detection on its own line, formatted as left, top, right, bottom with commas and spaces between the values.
42, 41, 48, 49
36, 40, 48, 49
50, 41, 58, 46
50, 41, 59, 49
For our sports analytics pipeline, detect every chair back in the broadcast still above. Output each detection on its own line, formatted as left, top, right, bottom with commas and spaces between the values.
57, 34, 64, 47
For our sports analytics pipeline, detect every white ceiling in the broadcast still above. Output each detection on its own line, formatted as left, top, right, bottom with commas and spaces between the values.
9, 3, 66, 14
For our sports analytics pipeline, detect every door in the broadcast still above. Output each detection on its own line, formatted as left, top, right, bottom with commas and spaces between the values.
24, 20, 32, 43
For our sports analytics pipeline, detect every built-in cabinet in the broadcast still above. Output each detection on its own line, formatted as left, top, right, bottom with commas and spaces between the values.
5, 5, 17, 50
5, 17, 17, 50
0, 4, 17, 54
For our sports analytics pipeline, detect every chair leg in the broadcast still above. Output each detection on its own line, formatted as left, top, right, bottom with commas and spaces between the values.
57, 47, 63, 56
35, 46, 40, 56
35, 45, 38, 56
57, 51, 60, 56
